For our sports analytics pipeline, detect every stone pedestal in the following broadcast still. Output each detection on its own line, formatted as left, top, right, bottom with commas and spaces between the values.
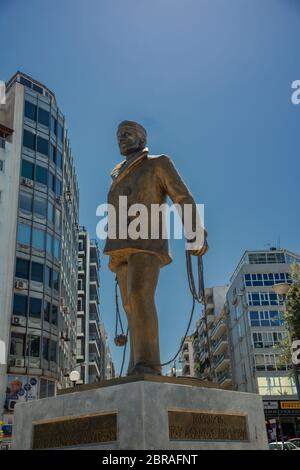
12, 375, 268, 450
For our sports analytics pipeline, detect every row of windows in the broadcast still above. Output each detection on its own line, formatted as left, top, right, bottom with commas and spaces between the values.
19, 191, 61, 229
23, 129, 63, 170
248, 253, 286, 265
257, 376, 297, 396
248, 310, 284, 327
247, 292, 282, 307
13, 294, 58, 325
252, 331, 286, 349
19, 76, 50, 97
10, 332, 58, 363
15, 258, 59, 289
244, 272, 291, 287
254, 353, 288, 371
17, 222, 61, 258
21, 159, 62, 195
24, 102, 64, 142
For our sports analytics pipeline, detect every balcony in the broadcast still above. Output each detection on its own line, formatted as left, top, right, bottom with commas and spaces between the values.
205, 314, 215, 327
212, 334, 228, 356
89, 354, 101, 376
210, 319, 226, 341
217, 371, 232, 389
213, 354, 230, 373
89, 295, 100, 314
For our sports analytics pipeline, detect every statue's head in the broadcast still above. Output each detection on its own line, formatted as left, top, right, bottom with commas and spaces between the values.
117, 120, 147, 156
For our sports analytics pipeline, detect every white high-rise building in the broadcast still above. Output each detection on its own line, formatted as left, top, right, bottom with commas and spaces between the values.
227, 248, 300, 438
0, 72, 79, 437
77, 228, 111, 383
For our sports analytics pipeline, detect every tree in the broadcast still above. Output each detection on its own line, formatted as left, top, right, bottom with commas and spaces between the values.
286, 263, 300, 342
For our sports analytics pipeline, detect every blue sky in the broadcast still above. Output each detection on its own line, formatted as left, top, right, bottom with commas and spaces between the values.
1, 0, 300, 374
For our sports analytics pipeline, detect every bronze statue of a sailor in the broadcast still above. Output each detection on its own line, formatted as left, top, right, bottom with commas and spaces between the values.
104, 121, 208, 375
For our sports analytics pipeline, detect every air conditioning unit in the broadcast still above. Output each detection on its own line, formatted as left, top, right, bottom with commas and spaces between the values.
12, 316, 26, 327
15, 358, 25, 367
22, 177, 33, 188
15, 280, 27, 290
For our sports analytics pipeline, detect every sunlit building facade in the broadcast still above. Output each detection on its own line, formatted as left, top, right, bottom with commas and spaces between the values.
0, 72, 79, 431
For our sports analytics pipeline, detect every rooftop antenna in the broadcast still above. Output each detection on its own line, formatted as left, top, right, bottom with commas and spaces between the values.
277, 235, 281, 249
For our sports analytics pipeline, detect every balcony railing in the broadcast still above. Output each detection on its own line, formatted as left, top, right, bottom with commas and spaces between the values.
212, 334, 227, 351
213, 354, 229, 369
210, 319, 226, 339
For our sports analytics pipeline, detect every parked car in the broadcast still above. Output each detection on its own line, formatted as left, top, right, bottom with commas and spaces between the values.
288, 438, 300, 448
269, 441, 300, 450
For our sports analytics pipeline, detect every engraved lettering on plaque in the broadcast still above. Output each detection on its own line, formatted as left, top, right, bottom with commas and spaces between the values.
32, 412, 117, 449
168, 410, 249, 441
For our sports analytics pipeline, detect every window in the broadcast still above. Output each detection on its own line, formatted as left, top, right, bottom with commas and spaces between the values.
50, 340, 57, 362
33, 83, 43, 94
247, 292, 282, 307
31, 261, 44, 282
54, 237, 60, 258
37, 136, 49, 156
45, 266, 52, 288
51, 305, 58, 326
55, 208, 61, 230
39, 378, 55, 398
42, 338, 49, 361
48, 172, 55, 192
43, 301, 51, 322
29, 297, 42, 319
254, 354, 287, 373
46, 233, 53, 255
26, 334, 40, 357
249, 310, 284, 327
23, 130, 36, 150
56, 149, 62, 169
15, 258, 29, 279
248, 252, 286, 265
244, 272, 291, 287
19, 192, 33, 213
10, 333, 25, 356
38, 108, 49, 127
13, 294, 27, 316
0, 160, 4, 172
24, 101, 37, 121
53, 271, 59, 291
20, 76, 32, 88
55, 178, 62, 196
47, 201, 54, 223
21, 159, 34, 180
57, 123, 63, 142
50, 143, 56, 163
50, 115, 57, 135
33, 196, 47, 218
32, 228, 45, 251
17, 223, 31, 245
35, 165, 48, 185
252, 331, 285, 349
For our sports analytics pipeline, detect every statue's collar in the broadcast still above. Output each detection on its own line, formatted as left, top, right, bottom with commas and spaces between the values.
111, 147, 148, 181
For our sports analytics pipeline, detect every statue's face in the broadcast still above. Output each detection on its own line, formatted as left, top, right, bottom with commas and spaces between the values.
117, 126, 144, 156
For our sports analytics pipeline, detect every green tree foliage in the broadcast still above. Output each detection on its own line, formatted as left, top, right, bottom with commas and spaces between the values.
286, 263, 300, 341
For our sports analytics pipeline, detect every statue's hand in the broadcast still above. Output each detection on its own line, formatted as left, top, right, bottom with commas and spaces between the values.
190, 238, 208, 257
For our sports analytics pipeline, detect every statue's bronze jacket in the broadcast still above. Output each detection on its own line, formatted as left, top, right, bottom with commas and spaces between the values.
104, 150, 202, 272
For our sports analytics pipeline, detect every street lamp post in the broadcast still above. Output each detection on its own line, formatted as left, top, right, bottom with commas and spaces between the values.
272, 283, 300, 403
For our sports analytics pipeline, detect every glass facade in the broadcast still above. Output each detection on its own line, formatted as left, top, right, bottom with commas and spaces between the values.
5, 73, 80, 413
